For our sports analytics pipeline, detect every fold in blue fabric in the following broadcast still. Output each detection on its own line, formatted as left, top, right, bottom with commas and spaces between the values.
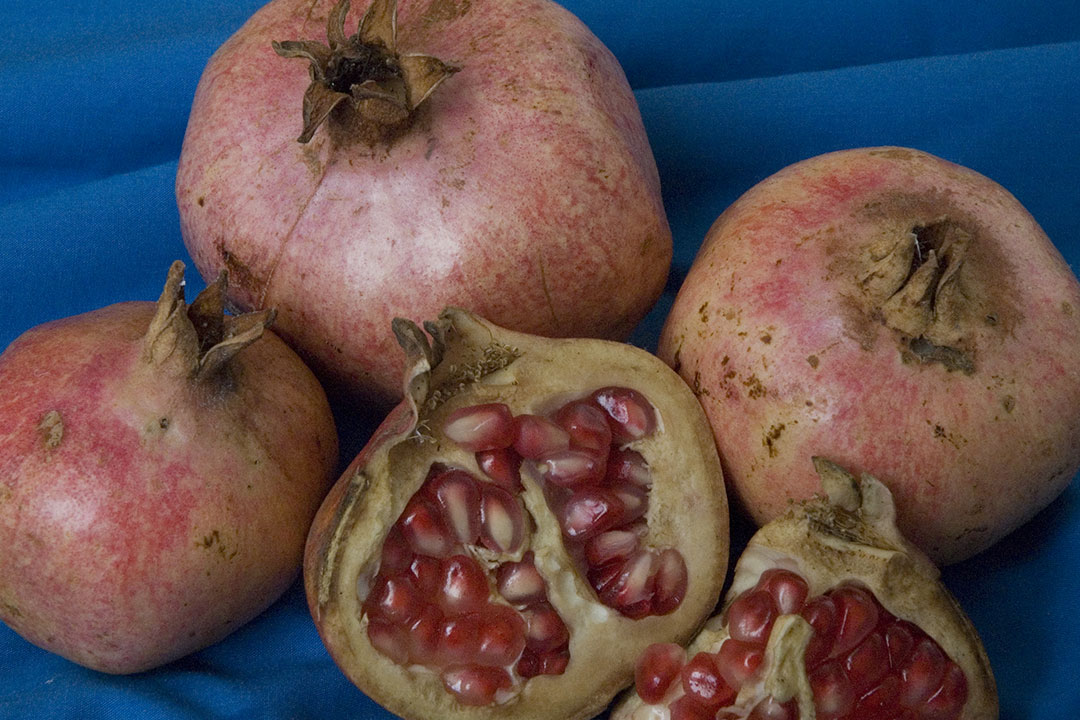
2, 1, 1079, 718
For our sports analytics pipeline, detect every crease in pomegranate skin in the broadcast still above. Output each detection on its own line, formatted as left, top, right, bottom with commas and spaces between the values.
632, 570, 970, 720
359, 387, 690, 706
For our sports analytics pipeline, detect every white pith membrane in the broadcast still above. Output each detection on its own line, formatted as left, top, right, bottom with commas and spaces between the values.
305, 309, 729, 720
614, 459, 998, 720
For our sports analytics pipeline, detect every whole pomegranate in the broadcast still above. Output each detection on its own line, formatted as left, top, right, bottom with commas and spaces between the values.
659, 146, 1080, 565
304, 308, 729, 719
0, 262, 338, 673
616, 458, 998, 720
175, 0, 672, 406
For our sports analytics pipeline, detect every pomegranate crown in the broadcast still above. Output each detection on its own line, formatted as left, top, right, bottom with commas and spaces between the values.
272, 0, 460, 144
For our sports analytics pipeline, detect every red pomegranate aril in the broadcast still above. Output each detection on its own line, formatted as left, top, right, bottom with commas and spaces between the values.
591, 387, 657, 444
921, 662, 968, 720
400, 495, 456, 558
366, 573, 423, 626
407, 603, 445, 666
610, 482, 649, 526
670, 695, 717, 720
442, 665, 513, 706
560, 487, 623, 540
442, 403, 516, 451
584, 527, 642, 567
512, 414, 570, 459
475, 605, 527, 667
438, 614, 481, 666
495, 555, 547, 606
634, 642, 685, 704
555, 400, 613, 452
844, 631, 889, 694
379, 525, 413, 575
429, 470, 482, 546
438, 555, 490, 615
479, 485, 525, 554
727, 588, 779, 645
537, 649, 569, 675
522, 602, 569, 653
899, 637, 949, 708
651, 547, 689, 616
407, 554, 444, 597
587, 558, 625, 597
809, 659, 856, 719
850, 675, 902, 720
758, 568, 810, 615
600, 549, 657, 617
539, 448, 606, 488
886, 621, 917, 669
367, 617, 410, 666
682, 651, 737, 710
606, 448, 652, 488
801, 594, 839, 669
828, 584, 879, 660
716, 638, 764, 689
476, 448, 523, 491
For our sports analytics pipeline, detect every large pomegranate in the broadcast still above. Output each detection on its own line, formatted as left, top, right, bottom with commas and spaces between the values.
616, 457, 998, 720
659, 146, 1080, 565
303, 308, 728, 719
0, 262, 338, 673
175, 0, 672, 406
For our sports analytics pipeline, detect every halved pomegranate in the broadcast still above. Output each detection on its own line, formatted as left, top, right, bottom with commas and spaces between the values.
615, 458, 997, 720
304, 308, 729, 720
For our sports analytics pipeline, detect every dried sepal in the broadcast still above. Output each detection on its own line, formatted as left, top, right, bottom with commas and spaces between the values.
272, 0, 460, 145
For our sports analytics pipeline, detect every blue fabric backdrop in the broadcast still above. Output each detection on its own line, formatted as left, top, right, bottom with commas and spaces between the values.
2, 0, 1079, 717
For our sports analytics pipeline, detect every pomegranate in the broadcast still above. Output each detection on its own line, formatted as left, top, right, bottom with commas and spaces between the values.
175, 0, 672, 406
304, 308, 728, 719
658, 146, 1080, 564
0, 261, 338, 673
616, 458, 998, 720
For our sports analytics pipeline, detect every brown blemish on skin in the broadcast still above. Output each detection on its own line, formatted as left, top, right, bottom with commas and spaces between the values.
37, 410, 63, 450
760, 333, 772, 344
807, 354, 820, 368
763, 423, 785, 457
1064, 301, 1075, 316
219, 248, 263, 302
1002, 395, 1016, 413
743, 374, 766, 399
698, 302, 709, 323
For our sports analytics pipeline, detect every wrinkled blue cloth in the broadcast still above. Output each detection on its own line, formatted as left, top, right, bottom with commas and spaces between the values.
2, 0, 1079, 717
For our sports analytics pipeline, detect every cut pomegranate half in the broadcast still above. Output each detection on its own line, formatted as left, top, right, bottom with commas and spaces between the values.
615, 459, 998, 720
304, 308, 729, 720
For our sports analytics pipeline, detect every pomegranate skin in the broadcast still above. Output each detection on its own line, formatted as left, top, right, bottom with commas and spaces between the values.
659, 146, 1080, 565
0, 265, 338, 673
175, 0, 672, 406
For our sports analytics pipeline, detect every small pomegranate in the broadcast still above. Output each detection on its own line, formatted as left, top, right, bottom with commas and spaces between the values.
304, 308, 728, 719
616, 458, 998, 720
176, 0, 672, 405
0, 262, 338, 673
659, 146, 1080, 564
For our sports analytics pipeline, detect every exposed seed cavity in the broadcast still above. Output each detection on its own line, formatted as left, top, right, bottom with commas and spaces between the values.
634, 568, 969, 719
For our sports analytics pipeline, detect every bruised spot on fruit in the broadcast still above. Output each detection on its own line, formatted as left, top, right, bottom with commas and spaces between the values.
806, 354, 819, 368
196, 196, 206, 207
37, 410, 63, 450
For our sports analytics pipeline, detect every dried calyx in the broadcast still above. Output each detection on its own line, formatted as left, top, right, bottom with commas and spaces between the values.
272, 0, 459, 145
304, 308, 728, 720
855, 217, 992, 374
143, 260, 274, 385
617, 458, 998, 720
